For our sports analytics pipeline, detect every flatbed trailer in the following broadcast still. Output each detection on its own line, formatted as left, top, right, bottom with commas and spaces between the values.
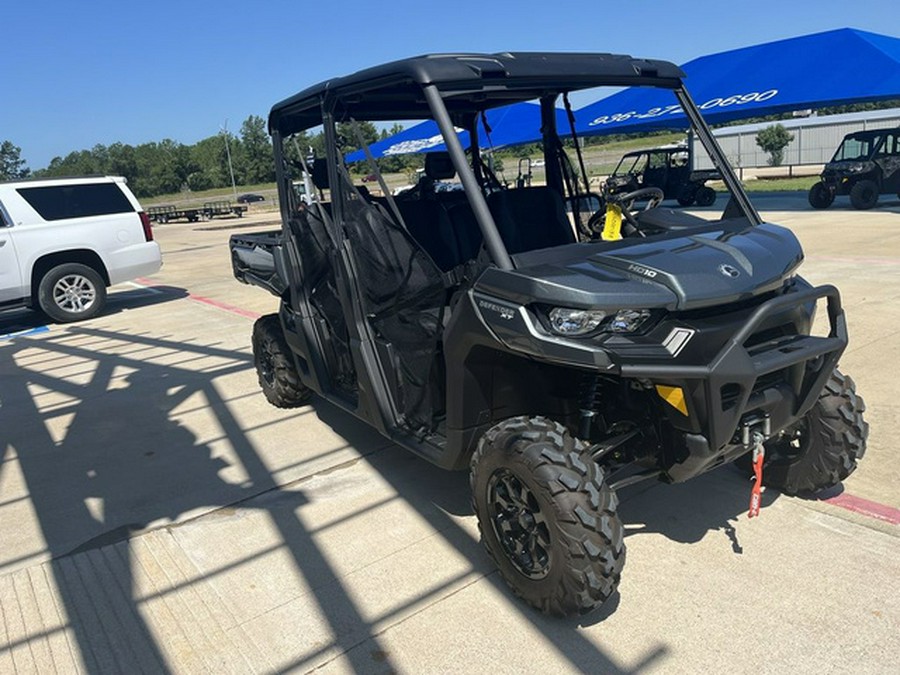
147, 205, 203, 223
203, 200, 247, 219
147, 201, 248, 224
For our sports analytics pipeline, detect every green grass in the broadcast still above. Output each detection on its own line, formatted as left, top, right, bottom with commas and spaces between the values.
741, 176, 819, 192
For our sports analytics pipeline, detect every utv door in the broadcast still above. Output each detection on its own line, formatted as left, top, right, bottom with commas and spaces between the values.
282, 190, 359, 398
874, 130, 900, 193
332, 164, 448, 434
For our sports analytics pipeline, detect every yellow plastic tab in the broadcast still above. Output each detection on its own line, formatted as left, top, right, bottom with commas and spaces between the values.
656, 385, 688, 416
602, 203, 623, 241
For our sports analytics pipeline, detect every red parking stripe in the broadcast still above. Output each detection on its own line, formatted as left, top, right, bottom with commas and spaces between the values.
133, 278, 262, 320
187, 294, 262, 320
823, 493, 900, 525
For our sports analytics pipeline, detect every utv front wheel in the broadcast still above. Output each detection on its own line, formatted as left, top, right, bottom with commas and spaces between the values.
252, 314, 311, 408
850, 180, 879, 209
808, 182, 835, 209
747, 369, 868, 495
676, 185, 696, 206
694, 186, 716, 207
471, 416, 624, 616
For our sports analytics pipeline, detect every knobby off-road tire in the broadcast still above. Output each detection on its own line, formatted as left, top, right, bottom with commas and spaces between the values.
252, 314, 311, 408
750, 369, 868, 495
470, 416, 625, 617
807, 181, 835, 209
676, 186, 696, 206
849, 179, 879, 210
38, 262, 107, 323
694, 186, 717, 207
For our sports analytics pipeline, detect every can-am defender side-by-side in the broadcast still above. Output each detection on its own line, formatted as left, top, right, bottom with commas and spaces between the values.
606, 145, 720, 206
230, 53, 867, 617
808, 126, 900, 209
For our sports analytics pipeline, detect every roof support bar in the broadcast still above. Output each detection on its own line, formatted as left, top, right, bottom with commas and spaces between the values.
422, 84, 514, 271
675, 87, 762, 225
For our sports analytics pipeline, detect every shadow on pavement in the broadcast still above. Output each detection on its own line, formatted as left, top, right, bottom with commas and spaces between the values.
0, 324, 667, 673
0, 284, 188, 337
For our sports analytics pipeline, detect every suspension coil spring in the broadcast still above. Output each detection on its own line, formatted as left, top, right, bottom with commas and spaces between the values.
578, 374, 604, 439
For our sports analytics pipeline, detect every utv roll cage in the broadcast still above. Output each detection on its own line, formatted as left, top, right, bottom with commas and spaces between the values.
268, 52, 759, 271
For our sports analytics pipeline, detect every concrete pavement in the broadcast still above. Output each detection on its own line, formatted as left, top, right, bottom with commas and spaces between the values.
1, 193, 898, 673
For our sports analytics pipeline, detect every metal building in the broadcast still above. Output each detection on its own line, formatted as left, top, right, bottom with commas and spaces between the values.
692, 107, 900, 170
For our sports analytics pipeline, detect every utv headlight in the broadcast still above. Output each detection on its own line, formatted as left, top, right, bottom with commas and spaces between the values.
608, 309, 652, 333
548, 308, 606, 336
846, 162, 873, 173
547, 307, 653, 336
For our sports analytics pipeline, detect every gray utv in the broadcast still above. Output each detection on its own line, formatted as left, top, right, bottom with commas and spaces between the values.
231, 53, 867, 616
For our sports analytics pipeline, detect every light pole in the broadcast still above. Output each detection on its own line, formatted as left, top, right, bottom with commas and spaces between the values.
220, 119, 238, 201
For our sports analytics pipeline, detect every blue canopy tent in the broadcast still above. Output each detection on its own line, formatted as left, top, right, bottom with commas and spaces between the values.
345, 102, 569, 162
574, 28, 900, 136
345, 29, 900, 161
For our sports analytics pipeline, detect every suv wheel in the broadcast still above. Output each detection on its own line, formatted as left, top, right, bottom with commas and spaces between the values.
739, 369, 867, 495
38, 263, 107, 323
808, 181, 835, 209
470, 416, 624, 616
252, 314, 311, 407
849, 180, 879, 209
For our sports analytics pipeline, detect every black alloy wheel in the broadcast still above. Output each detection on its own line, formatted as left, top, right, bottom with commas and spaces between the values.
487, 468, 552, 579
471, 416, 625, 616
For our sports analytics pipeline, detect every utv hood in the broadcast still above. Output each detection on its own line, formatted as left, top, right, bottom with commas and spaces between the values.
477, 222, 804, 311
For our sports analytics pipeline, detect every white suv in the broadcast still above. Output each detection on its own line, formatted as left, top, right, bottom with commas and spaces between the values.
0, 176, 162, 323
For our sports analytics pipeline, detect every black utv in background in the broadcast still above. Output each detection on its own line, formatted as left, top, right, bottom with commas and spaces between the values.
231, 53, 867, 617
809, 126, 900, 209
606, 146, 720, 206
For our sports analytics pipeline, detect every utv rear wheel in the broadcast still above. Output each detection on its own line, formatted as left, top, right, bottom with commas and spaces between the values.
743, 369, 867, 495
695, 186, 716, 207
252, 314, 310, 408
808, 182, 835, 209
470, 416, 624, 616
850, 180, 879, 210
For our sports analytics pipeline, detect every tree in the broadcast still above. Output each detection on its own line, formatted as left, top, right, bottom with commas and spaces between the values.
756, 124, 794, 167
238, 115, 274, 185
336, 121, 378, 152
1, 140, 31, 180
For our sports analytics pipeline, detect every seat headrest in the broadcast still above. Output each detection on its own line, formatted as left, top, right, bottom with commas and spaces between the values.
424, 152, 455, 180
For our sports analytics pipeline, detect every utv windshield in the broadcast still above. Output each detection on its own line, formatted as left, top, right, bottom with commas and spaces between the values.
831, 134, 881, 162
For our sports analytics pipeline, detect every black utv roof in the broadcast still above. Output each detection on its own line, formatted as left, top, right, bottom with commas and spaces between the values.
843, 127, 900, 140
269, 52, 685, 136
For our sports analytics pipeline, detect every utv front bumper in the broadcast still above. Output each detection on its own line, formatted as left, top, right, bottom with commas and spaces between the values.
476, 282, 846, 482
617, 284, 846, 481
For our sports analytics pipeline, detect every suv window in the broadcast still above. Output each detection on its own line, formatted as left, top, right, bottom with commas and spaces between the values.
16, 183, 134, 221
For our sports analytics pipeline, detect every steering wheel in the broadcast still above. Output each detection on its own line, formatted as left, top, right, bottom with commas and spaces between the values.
587, 187, 664, 237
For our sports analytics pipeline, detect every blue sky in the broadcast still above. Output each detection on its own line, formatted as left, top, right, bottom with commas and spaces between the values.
3, 0, 898, 169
